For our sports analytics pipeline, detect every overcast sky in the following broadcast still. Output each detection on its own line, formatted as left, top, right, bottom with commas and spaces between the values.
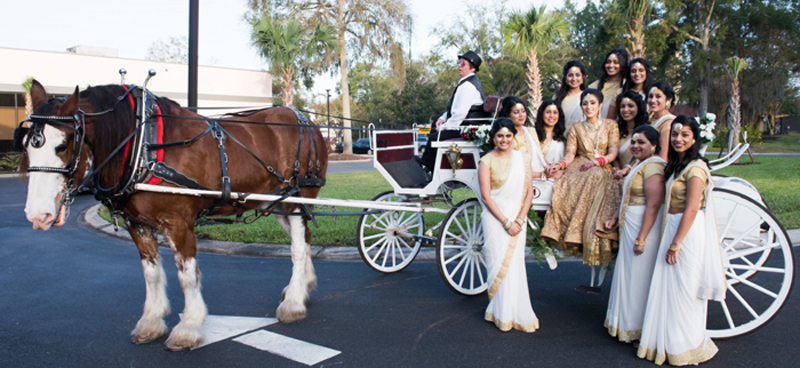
1, 0, 580, 95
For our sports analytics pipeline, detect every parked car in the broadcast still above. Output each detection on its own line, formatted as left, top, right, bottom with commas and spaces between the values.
333, 142, 343, 154
417, 135, 428, 155
352, 137, 372, 154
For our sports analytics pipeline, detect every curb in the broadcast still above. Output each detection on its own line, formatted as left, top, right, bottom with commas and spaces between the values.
81, 204, 586, 263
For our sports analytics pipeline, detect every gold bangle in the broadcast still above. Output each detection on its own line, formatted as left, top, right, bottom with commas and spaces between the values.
668, 244, 681, 252
515, 217, 526, 227
634, 239, 646, 246
503, 219, 513, 230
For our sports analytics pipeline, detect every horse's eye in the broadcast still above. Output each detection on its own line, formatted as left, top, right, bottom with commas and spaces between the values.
55, 144, 67, 153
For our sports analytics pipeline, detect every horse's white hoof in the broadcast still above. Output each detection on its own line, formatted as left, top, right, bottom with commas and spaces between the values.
164, 324, 204, 351
276, 300, 306, 323
130, 318, 167, 344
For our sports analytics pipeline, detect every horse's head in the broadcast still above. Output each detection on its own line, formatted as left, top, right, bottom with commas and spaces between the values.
21, 80, 94, 230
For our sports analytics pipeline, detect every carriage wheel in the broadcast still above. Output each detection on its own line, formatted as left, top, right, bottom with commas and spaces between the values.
706, 188, 795, 338
357, 191, 423, 273
436, 198, 488, 295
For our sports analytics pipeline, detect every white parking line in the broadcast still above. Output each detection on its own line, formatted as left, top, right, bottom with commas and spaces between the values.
183, 314, 278, 349
234, 329, 341, 366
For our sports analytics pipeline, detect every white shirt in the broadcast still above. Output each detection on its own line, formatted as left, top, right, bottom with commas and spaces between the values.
438, 73, 484, 131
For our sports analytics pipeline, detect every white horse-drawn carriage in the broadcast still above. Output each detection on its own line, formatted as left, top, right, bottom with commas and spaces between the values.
357, 123, 794, 339
16, 70, 792, 348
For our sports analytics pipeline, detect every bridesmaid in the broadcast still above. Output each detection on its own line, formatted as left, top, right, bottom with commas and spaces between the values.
637, 115, 726, 366
479, 118, 539, 333
624, 58, 653, 100
500, 96, 544, 178
589, 48, 628, 121
647, 81, 676, 161
614, 91, 649, 178
554, 60, 588, 131
535, 100, 567, 180
604, 125, 665, 345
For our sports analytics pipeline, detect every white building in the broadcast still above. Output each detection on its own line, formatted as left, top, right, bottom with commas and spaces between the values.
0, 46, 272, 152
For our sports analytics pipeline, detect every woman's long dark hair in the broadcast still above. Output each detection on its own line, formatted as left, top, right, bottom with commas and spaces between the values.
632, 124, 661, 156
664, 115, 708, 178
554, 60, 587, 105
499, 96, 530, 126
597, 48, 628, 90
615, 90, 648, 137
623, 57, 653, 94
488, 117, 518, 148
535, 99, 566, 142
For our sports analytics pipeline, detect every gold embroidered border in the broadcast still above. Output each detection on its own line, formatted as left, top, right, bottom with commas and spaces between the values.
485, 312, 539, 333
604, 318, 641, 343
637, 339, 718, 366
488, 234, 518, 301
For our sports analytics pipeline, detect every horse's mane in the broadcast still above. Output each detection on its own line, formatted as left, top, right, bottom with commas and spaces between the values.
80, 85, 137, 187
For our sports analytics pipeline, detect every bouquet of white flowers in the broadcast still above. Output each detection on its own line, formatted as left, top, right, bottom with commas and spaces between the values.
698, 112, 717, 145
459, 125, 493, 152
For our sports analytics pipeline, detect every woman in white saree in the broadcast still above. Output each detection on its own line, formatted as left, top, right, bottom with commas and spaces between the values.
604, 125, 666, 344
478, 118, 538, 333
637, 116, 726, 366
647, 81, 677, 161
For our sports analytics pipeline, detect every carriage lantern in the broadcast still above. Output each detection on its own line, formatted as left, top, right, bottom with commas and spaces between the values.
445, 143, 463, 177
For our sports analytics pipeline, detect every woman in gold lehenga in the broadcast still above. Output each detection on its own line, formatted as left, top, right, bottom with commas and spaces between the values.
542, 88, 621, 291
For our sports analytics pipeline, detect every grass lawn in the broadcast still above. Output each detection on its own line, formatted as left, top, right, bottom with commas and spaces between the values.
714, 156, 800, 229
710, 133, 800, 154
96, 157, 800, 245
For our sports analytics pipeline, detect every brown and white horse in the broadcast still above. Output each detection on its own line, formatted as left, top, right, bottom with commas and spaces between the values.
20, 80, 328, 350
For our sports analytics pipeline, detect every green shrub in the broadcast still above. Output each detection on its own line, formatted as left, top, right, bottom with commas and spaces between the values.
0, 154, 21, 172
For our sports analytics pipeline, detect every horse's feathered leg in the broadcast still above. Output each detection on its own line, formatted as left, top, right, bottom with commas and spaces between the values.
163, 219, 207, 351
129, 223, 170, 344
304, 218, 317, 291
275, 210, 310, 323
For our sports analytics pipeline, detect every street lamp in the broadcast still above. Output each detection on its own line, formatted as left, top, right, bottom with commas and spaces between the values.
326, 89, 332, 145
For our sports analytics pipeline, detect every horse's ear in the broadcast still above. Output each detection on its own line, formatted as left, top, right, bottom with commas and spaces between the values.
30, 80, 48, 110
60, 86, 81, 114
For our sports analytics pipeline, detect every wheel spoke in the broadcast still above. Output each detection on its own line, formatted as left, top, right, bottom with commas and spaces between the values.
726, 284, 761, 320
371, 240, 389, 264
444, 248, 470, 265
727, 242, 782, 260
448, 251, 470, 278
444, 231, 468, 246
719, 298, 736, 329
717, 202, 741, 242
726, 271, 779, 299
723, 220, 764, 253
365, 236, 387, 253
728, 264, 786, 274
362, 232, 386, 241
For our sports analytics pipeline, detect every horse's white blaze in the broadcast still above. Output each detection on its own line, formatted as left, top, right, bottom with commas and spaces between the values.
24, 126, 67, 230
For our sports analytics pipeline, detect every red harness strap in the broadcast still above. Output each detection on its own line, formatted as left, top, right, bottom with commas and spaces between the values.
119, 86, 163, 185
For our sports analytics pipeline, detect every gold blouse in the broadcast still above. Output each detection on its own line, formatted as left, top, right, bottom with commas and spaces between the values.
629, 161, 665, 203
480, 153, 512, 190
669, 165, 708, 210
566, 119, 620, 157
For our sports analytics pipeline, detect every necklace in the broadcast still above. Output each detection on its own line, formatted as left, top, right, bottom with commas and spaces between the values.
583, 119, 601, 133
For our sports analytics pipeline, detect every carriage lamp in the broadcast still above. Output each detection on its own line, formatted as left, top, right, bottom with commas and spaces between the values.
445, 143, 463, 177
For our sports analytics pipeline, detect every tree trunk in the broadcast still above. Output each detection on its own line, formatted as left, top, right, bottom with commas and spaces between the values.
337, 0, 353, 154
526, 49, 542, 124
727, 77, 741, 151
282, 68, 294, 107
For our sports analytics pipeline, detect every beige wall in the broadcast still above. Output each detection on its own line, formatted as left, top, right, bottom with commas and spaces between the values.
0, 47, 272, 146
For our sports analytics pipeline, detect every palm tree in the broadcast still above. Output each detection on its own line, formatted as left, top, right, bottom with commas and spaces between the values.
726, 56, 748, 152
503, 6, 569, 123
608, 0, 653, 58
251, 16, 337, 107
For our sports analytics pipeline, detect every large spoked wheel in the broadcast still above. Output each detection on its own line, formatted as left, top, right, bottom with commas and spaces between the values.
357, 191, 423, 273
436, 198, 488, 295
706, 188, 795, 338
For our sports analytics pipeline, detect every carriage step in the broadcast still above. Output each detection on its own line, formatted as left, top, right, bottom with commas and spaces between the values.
413, 235, 437, 246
